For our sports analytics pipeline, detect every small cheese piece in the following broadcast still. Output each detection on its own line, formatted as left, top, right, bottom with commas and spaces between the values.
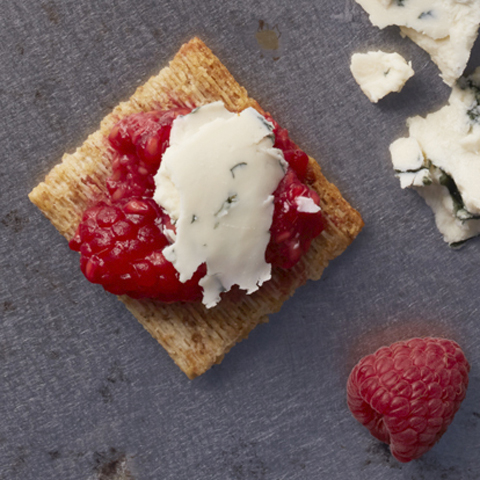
153, 102, 287, 308
295, 196, 321, 213
350, 51, 414, 103
390, 137, 424, 171
354, 0, 480, 86
390, 137, 432, 188
417, 171, 480, 245
390, 68, 480, 245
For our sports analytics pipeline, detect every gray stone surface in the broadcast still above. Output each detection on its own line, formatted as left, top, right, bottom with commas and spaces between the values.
0, 0, 479, 478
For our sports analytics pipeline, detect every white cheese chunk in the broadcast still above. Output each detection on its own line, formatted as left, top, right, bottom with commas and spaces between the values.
390, 137, 433, 188
354, 0, 480, 85
417, 171, 480, 245
295, 196, 321, 213
357, 0, 453, 38
390, 68, 480, 244
390, 137, 425, 171
350, 51, 414, 103
153, 102, 287, 308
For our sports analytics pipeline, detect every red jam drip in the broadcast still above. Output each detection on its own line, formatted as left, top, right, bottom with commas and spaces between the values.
69, 108, 325, 301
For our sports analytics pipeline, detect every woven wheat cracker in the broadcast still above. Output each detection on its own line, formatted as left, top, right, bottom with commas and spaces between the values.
29, 37, 363, 378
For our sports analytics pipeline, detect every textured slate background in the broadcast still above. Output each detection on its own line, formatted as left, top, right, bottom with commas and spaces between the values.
1, 0, 479, 479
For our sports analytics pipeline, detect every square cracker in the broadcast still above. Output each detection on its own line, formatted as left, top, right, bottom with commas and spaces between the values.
29, 37, 363, 379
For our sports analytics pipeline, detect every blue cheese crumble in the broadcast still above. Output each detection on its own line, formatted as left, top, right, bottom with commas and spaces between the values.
354, 0, 480, 86
350, 51, 414, 103
390, 68, 480, 245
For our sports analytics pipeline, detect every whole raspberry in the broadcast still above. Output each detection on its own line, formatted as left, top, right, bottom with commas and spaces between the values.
347, 337, 470, 462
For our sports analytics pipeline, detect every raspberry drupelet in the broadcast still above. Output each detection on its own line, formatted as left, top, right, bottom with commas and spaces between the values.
69, 107, 325, 301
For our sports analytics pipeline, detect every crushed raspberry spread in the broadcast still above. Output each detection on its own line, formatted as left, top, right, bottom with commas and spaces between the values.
69, 107, 325, 302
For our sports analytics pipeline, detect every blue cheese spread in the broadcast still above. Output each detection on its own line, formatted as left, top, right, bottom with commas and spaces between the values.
153, 102, 287, 307
354, 0, 480, 86
390, 68, 480, 245
350, 51, 414, 103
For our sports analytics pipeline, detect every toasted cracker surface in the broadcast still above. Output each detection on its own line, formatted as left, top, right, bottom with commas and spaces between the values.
29, 37, 363, 379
